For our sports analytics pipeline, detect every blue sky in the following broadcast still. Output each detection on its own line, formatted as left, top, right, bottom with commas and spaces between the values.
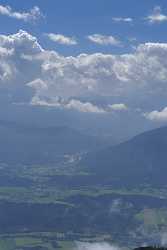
0, 0, 167, 128
0, 0, 167, 55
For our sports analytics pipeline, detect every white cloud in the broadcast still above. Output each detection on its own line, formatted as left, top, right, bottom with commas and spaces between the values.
0, 5, 43, 23
112, 17, 133, 23
46, 33, 77, 45
27, 78, 48, 90
0, 5, 43, 22
108, 103, 128, 111
31, 96, 106, 114
0, 30, 43, 53
1, 30, 167, 115
87, 34, 121, 46
30, 96, 61, 108
66, 100, 106, 113
146, 6, 167, 24
31, 97, 128, 114
144, 107, 167, 122
0, 46, 14, 56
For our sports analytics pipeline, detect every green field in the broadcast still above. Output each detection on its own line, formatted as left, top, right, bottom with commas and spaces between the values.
0, 233, 108, 250
0, 235, 74, 250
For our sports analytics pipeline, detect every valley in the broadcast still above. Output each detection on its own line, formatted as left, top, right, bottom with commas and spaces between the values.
0, 124, 167, 249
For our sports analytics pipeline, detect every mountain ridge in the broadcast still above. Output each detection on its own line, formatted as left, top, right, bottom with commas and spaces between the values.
79, 125, 167, 187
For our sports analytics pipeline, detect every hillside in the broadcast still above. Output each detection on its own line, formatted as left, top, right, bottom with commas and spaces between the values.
80, 126, 167, 187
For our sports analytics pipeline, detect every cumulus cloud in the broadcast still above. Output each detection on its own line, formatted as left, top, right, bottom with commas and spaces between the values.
112, 17, 133, 23
66, 100, 106, 113
87, 34, 121, 46
144, 107, 167, 122
46, 33, 77, 45
31, 97, 128, 114
31, 96, 128, 114
31, 96, 106, 113
0, 5, 43, 23
0, 30, 43, 53
75, 242, 120, 250
146, 6, 167, 24
1, 30, 167, 115
108, 104, 128, 111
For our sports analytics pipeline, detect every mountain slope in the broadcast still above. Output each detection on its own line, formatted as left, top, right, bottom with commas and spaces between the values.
0, 120, 107, 165
80, 126, 167, 187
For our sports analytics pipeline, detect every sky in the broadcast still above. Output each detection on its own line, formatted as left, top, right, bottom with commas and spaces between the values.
1, 0, 167, 55
0, 0, 167, 137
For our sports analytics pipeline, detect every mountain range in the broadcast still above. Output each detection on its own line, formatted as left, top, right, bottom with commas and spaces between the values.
0, 120, 107, 165
1, 120, 167, 188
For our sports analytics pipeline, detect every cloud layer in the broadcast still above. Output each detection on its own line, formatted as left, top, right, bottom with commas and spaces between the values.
0, 30, 167, 116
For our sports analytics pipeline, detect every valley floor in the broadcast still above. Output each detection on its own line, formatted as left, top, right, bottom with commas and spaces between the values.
0, 163, 167, 249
